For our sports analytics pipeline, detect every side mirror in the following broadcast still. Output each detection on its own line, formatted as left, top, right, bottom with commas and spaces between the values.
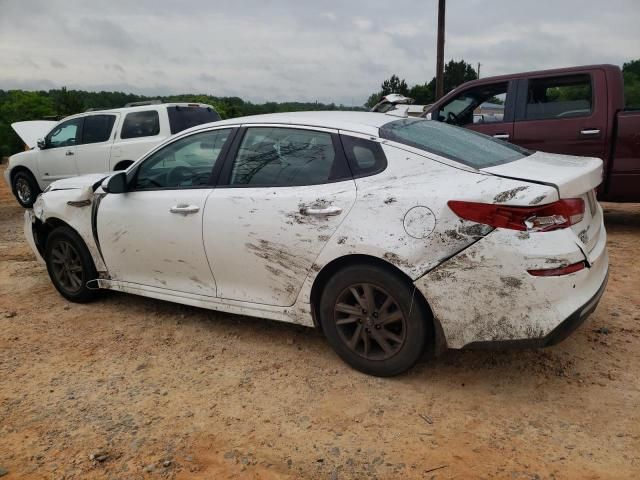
102, 171, 127, 194
37, 138, 46, 149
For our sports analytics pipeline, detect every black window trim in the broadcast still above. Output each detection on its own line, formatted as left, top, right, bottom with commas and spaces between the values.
126, 126, 238, 192
215, 125, 353, 189
514, 72, 595, 122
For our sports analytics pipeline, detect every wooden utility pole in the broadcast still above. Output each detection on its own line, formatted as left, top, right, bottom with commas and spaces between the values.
477, 62, 481, 79
435, 0, 446, 100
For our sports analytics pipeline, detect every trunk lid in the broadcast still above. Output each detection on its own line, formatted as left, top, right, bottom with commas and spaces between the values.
482, 151, 603, 198
484, 151, 604, 253
11, 121, 57, 149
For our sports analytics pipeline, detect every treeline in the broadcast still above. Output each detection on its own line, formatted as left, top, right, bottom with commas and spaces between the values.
0, 89, 358, 156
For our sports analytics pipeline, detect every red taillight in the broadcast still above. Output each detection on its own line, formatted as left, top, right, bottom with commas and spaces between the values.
447, 199, 585, 232
528, 261, 586, 277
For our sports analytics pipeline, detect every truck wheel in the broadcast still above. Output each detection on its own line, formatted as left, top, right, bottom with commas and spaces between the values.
45, 226, 99, 303
12, 170, 41, 208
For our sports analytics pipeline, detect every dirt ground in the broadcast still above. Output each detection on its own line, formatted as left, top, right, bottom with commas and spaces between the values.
0, 166, 638, 479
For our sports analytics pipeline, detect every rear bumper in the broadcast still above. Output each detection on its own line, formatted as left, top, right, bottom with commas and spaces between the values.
464, 269, 608, 350
414, 213, 609, 349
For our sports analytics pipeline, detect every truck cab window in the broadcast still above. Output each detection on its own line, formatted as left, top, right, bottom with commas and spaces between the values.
437, 83, 508, 126
525, 74, 592, 120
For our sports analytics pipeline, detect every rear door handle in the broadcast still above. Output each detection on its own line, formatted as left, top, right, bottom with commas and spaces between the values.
300, 206, 343, 217
170, 204, 200, 215
580, 129, 601, 136
65, 150, 74, 156
493, 134, 510, 140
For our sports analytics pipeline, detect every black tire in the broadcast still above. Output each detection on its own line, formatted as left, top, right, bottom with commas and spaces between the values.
319, 264, 430, 377
12, 170, 41, 208
45, 226, 99, 303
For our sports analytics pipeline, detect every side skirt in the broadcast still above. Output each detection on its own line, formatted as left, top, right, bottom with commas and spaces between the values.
97, 279, 315, 327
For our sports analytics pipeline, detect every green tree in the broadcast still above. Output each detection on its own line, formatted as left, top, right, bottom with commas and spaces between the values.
380, 74, 409, 96
623, 59, 640, 107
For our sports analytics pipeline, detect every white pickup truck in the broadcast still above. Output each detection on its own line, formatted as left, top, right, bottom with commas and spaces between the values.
4, 102, 220, 207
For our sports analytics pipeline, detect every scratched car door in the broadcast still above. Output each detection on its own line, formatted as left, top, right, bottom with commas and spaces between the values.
203, 125, 356, 306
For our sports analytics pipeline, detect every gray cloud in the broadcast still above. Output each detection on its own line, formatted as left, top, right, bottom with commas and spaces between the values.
0, 0, 638, 105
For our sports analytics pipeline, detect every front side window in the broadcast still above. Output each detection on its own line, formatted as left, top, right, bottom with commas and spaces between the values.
229, 127, 346, 186
46, 118, 81, 148
121, 110, 160, 139
134, 129, 231, 189
380, 118, 530, 169
524, 74, 592, 120
81, 115, 116, 144
438, 82, 508, 126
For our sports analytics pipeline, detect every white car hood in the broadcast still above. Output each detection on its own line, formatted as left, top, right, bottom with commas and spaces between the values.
11, 121, 57, 149
482, 151, 603, 198
48, 173, 111, 191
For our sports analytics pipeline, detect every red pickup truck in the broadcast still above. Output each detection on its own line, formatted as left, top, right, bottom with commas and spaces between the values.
424, 64, 640, 202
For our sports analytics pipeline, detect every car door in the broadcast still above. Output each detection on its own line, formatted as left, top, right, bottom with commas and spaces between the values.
511, 71, 607, 158
96, 127, 235, 295
110, 109, 164, 167
75, 114, 119, 175
203, 125, 357, 306
431, 80, 516, 142
36, 117, 82, 184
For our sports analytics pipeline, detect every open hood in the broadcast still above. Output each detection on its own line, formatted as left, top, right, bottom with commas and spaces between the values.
482, 151, 603, 198
11, 120, 57, 149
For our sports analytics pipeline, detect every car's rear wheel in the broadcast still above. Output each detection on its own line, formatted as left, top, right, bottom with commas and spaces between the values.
319, 264, 430, 376
45, 226, 99, 303
12, 170, 40, 208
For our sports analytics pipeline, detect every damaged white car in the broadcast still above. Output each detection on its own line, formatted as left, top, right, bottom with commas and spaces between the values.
25, 112, 609, 376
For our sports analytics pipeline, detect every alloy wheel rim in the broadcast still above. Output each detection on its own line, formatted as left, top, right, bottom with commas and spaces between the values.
50, 240, 84, 293
334, 283, 407, 361
15, 178, 31, 203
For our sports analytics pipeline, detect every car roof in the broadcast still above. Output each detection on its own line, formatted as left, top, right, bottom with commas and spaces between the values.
186, 111, 400, 137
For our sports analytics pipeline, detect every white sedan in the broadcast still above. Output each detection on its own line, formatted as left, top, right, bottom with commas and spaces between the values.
25, 112, 609, 376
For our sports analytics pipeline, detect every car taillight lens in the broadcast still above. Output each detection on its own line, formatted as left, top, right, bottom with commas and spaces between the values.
527, 261, 586, 277
447, 199, 585, 232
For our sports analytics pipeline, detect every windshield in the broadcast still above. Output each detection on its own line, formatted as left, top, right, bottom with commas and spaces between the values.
379, 118, 530, 169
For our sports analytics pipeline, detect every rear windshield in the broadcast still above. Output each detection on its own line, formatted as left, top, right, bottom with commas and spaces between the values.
380, 118, 530, 169
167, 106, 221, 134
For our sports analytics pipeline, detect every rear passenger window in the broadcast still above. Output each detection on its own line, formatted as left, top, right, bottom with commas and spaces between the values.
229, 127, 349, 186
81, 115, 116, 144
525, 74, 592, 120
341, 135, 387, 177
121, 111, 160, 139
167, 106, 221, 134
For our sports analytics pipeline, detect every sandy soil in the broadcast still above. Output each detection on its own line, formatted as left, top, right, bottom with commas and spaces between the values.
0, 165, 638, 479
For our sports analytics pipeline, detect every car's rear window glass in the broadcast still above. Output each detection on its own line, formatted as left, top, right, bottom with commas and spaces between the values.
167, 106, 221, 134
121, 111, 160, 139
380, 118, 530, 168
81, 114, 116, 144
340, 135, 387, 176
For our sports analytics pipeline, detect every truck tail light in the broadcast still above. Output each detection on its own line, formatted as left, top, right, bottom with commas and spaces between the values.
447, 199, 585, 232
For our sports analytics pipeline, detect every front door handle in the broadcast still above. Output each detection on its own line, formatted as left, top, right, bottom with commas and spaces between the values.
65, 150, 74, 156
300, 206, 343, 217
493, 133, 510, 140
170, 204, 200, 215
580, 129, 601, 136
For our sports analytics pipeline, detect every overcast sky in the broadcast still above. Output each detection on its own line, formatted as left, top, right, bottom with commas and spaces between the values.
1, 0, 638, 105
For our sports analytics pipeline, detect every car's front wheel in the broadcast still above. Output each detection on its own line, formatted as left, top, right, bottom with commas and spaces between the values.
319, 263, 430, 377
45, 226, 99, 303
12, 170, 40, 208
